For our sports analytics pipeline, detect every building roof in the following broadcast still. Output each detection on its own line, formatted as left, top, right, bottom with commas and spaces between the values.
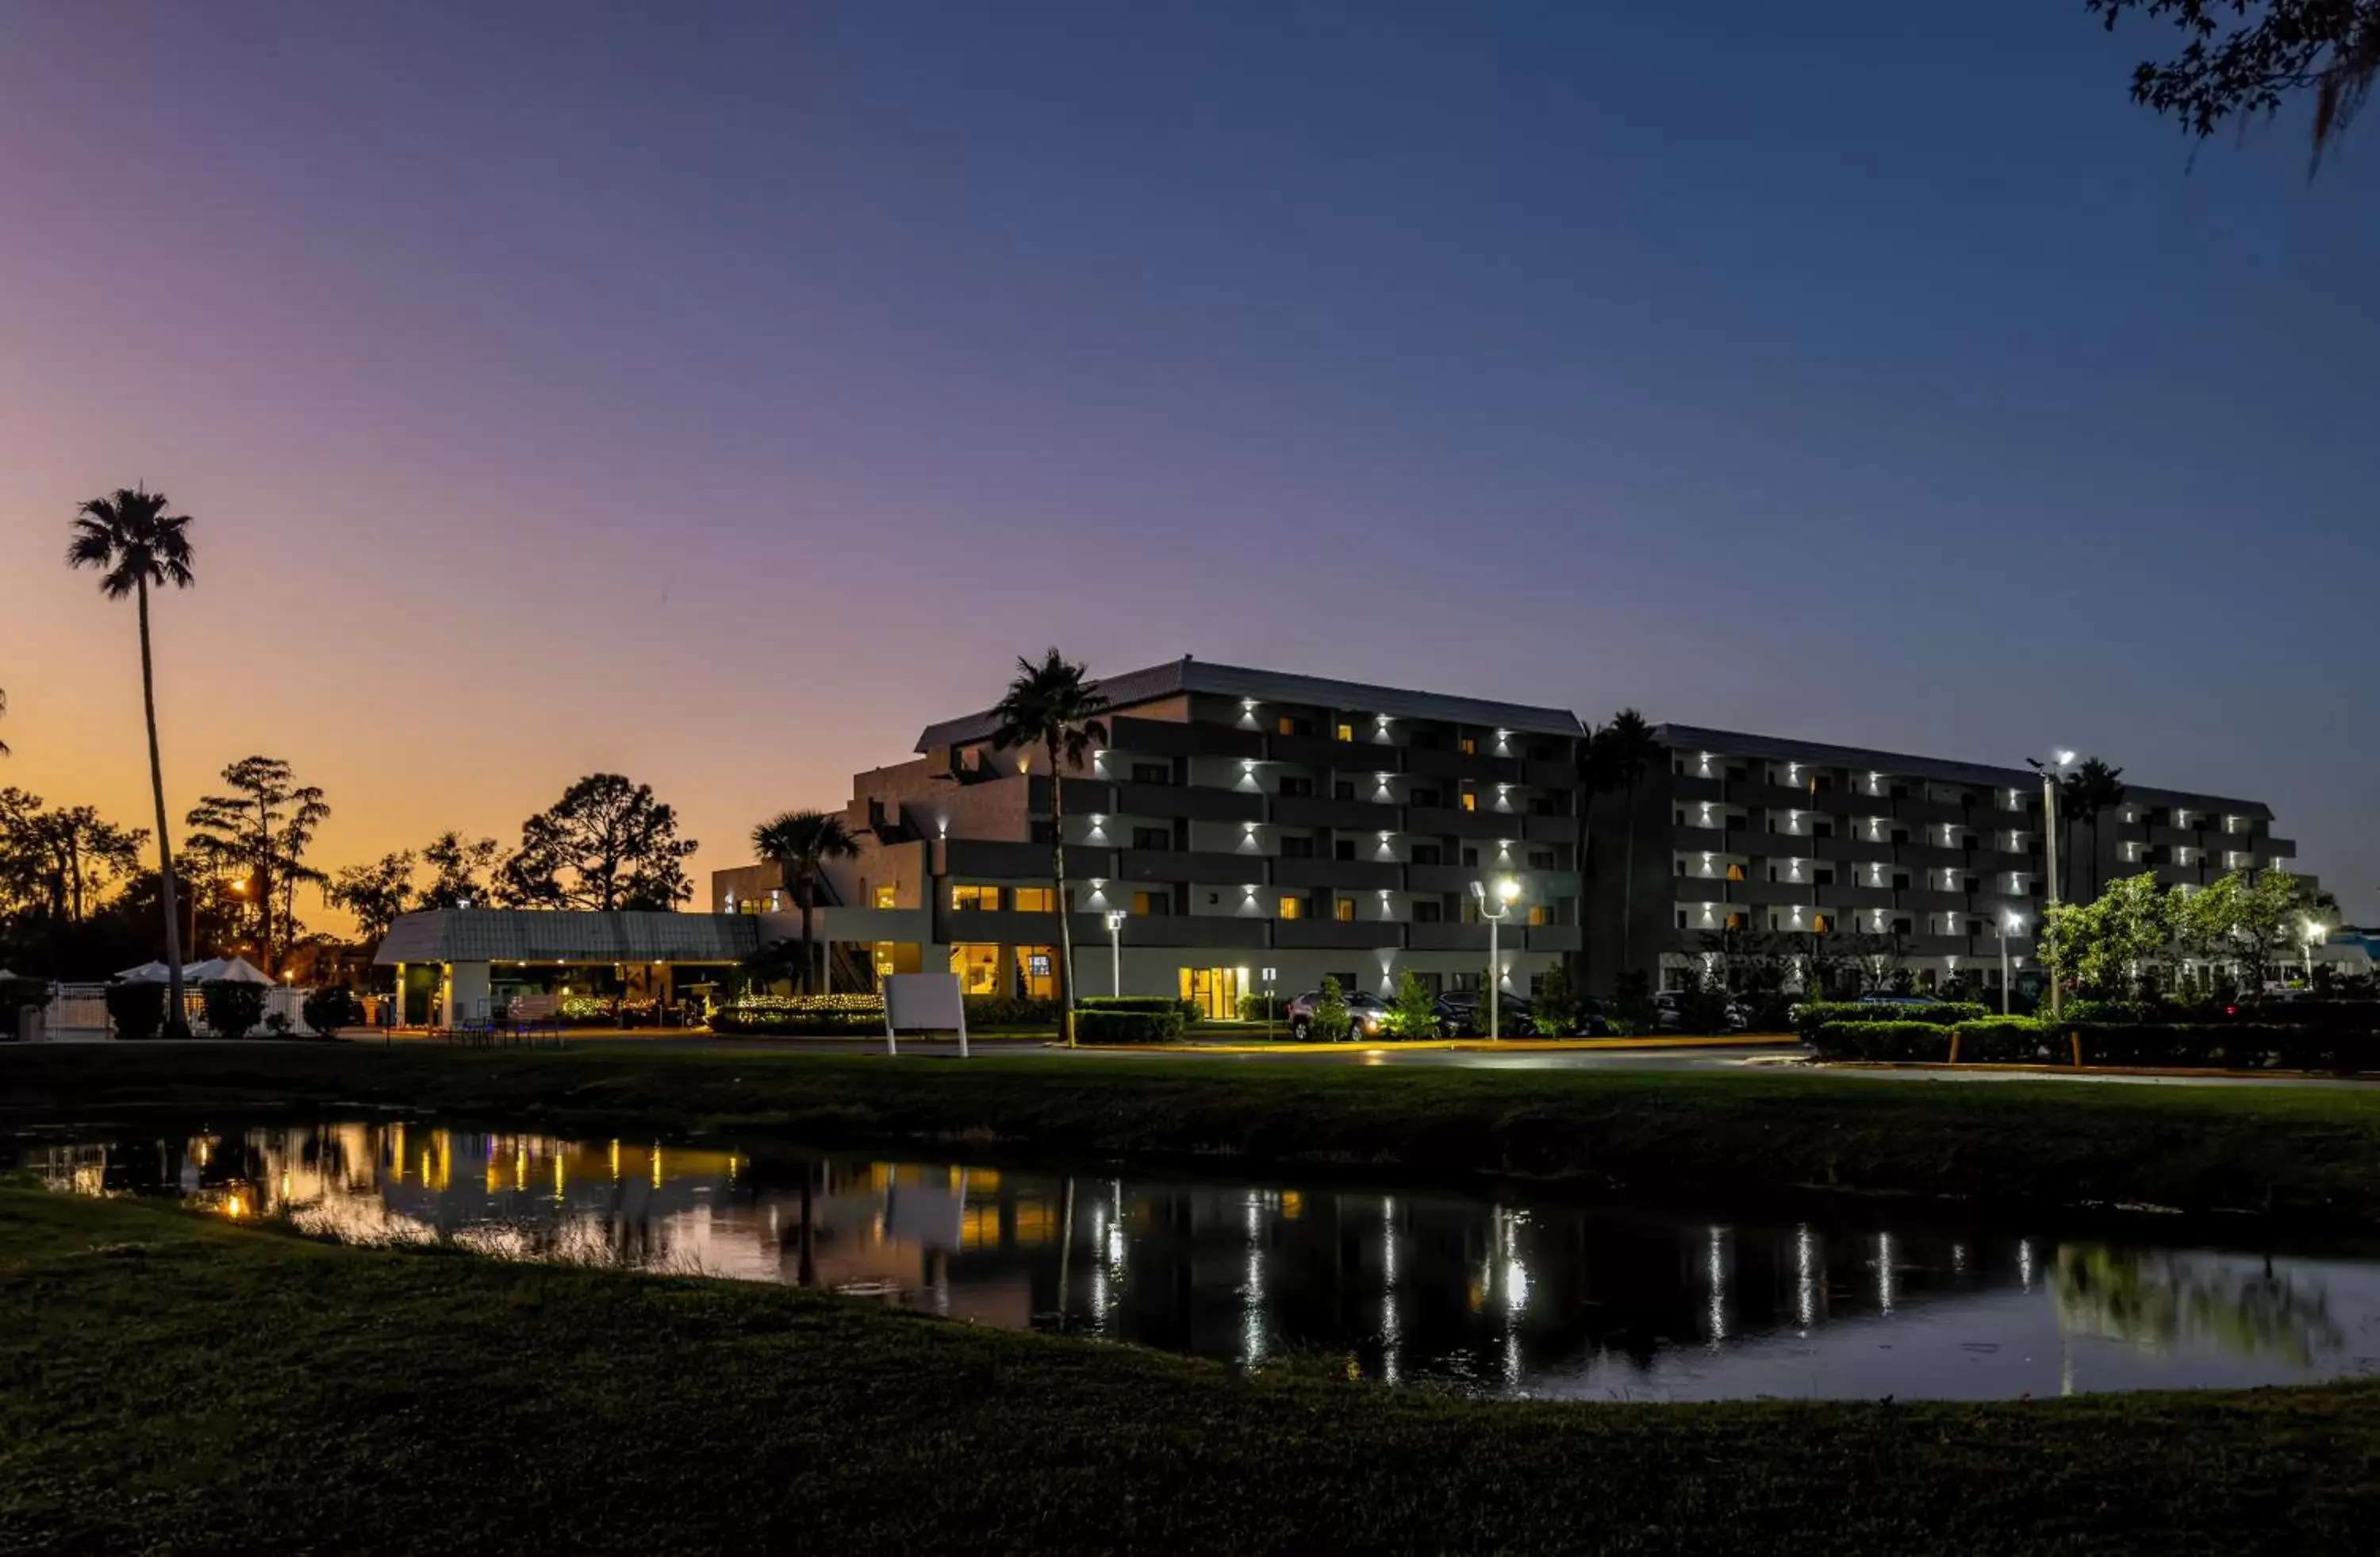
916, 655, 1585, 752
374, 910, 763, 966
1653, 723, 2273, 817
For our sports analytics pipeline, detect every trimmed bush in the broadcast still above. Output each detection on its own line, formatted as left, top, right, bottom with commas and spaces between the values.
1081, 996, 1200, 1022
1237, 994, 1288, 1023
1951, 1017, 2052, 1063
1792, 1001, 1987, 1040
301, 986, 363, 1038
106, 981, 168, 1041
710, 993, 885, 1036
200, 980, 267, 1041
1073, 1007, 1188, 1044
1810, 1020, 1952, 1062
964, 994, 1062, 1028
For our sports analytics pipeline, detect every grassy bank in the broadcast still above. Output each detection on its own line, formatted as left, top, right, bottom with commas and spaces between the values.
10, 1042, 2380, 1226
3, 1188, 2377, 1555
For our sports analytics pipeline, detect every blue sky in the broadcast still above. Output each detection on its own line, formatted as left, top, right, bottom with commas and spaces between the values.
1, 2, 2370, 907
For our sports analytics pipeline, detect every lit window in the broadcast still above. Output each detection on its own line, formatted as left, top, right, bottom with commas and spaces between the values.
1012, 886, 1056, 913
873, 886, 896, 909
949, 944, 1001, 995
1526, 905, 1550, 927
1460, 790, 1478, 813
1013, 945, 1056, 998
1334, 897, 1357, 923
1278, 896, 1303, 921
1460, 736, 1477, 755
1335, 721, 1355, 743
1276, 716, 1296, 736
950, 885, 1000, 912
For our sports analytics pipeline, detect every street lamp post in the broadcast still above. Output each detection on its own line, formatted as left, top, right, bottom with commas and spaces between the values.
2300, 919, 2325, 985
1470, 876, 1522, 1040
1999, 912, 2023, 1017
1104, 909, 1127, 998
2025, 752, 2075, 1023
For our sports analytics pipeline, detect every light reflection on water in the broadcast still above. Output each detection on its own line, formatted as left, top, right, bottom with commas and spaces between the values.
13, 1120, 2380, 1402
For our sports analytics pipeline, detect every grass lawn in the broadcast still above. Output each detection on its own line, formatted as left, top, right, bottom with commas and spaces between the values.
4, 1187, 2378, 1555
10, 1042, 2380, 1227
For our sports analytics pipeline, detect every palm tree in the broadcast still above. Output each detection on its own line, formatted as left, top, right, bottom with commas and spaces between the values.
1571, 722, 1624, 990
67, 486, 196, 1033
1595, 709, 1663, 979
2060, 759, 2127, 900
751, 809, 862, 994
989, 648, 1108, 1048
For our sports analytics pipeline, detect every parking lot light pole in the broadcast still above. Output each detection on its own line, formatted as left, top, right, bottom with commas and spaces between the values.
2026, 752, 2075, 1023
1104, 909, 1127, 998
2000, 912, 2023, 1016
1471, 876, 1522, 1040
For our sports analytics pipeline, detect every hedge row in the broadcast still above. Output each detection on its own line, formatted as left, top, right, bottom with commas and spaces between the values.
1081, 996, 1200, 1021
1073, 1007, 1189, 1044
1791, 1001, 1989, 1040
1810, 1018, 2380, 1072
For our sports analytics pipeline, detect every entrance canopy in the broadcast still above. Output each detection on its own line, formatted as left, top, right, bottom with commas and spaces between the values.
374, 909, 763, 967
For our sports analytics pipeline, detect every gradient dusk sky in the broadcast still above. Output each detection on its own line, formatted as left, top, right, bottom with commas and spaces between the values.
2, 2, 2373, 926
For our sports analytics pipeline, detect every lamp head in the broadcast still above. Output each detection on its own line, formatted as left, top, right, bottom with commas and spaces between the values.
1495, 876, 1521, 904
1468, 881, 1486, 901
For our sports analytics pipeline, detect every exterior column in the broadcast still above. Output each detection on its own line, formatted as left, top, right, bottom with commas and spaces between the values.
443, 960, 491, 1028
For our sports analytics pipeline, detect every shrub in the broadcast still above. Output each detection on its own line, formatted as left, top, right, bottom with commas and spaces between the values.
2063, 998, 2150, 1025
1309, 978, 1353, 1044
1384, 971, 1442, 1040
1791, 1001, 1987, 1040
1073, 1006, 1188, 1044
1238, 993, 1289, 1023
200, 980, 267, 1040
1530, 963, 1581, 1037
1951, 1016, 2052, 1063
301, 986, 363, 1037
709, 993, 884, 1035
1810, 1020, 1952, 1062
1081, 996, 1200, 1021
106, 980, 168, 1041
964, 994, 1062, 1028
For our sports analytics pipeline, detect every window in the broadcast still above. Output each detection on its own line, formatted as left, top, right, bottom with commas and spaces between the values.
1130, 763, 1169, 786
1276, 715, 1311, 737
1461, 847, 1480, 867
1330, 971, 1361, 994
951, 885, 1000, 912
1131, 827, 1170, 851
1411, 844, 1441, 865
1334, 897, 1357, 923
1460, 736, 1477, 755
1526, 905, 1550, 927
1277, 775, 1314, 798
1279, 835, 1315, 859
873, 885, 896, 909
1334, 780, 1356, 801
1811, 914, 1831, 933
1724, 912, 1747, 931
1411, 787, 1441, 809
1725, 863, 1746, 882
1528, 850, 1556, 870
950, 943, 1001, 995
1012, 886, 1056, 913
1132, 890, 1169, 916
1335, 721, 1355, 742
1334, 839, 1356, 861
1460, 788, 1478, 813
1452, 971, 1481, 993
1814, 821, 1834, 839
1892, 917, 1913, 935
1676, 909, 1689, 928
1014, 945, 1056, 998
1892, 871, 1911, 890
1278, 896, 1304, 920
1413, 900, 1443, 923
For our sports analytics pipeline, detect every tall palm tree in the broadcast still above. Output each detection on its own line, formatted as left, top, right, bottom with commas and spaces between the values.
67, 486, 196, 1032
751, 809, 862, 994
1595, 709, 1662, 979
989, 648, 1108, 1047
1571, 721, 1623, 990
2060, 758, 2127, 900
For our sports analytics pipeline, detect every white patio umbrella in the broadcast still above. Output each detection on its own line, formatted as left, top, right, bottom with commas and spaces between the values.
186, 955, 274, 985
116, 961, 174, 983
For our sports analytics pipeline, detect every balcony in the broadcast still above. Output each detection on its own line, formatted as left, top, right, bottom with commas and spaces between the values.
1733, 879, 1818, 906
1027, 776, 1115, 817
1105, 715, 1262, 761
1407, 922, 1491, 952
1268, 732, 1395, 772
1113, 782, 1265, 825
1273, 856, 1403, 893
1733, 781, 1810, 811
1895, 843, 1967, 871
1526, 925, 1583, 953
1403, 745, 1519, 784
1894, 797, 1972, 827
1522, 758, 1575, 790
1103, 913, 1272, 950
1672, 774, 1723, 802
1115, 849, 1267, 886
1672, 822, 1729, 852
1270, 794, 1401, 832
942, 838, 1111, 880
1830, 886, 1894, 910
1406, 805, 1511, 840
1522, 813, 1579, 845
2265, 836, 2297, 858
1275, 919, 1405, 951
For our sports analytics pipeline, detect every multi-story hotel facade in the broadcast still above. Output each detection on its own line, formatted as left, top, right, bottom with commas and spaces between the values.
1586, 726, 2299, 996
712, 659, 1588, 1017
709, 659, 2302, 1006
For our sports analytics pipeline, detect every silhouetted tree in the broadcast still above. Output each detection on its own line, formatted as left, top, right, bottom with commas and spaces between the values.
751, 809, 862, 994
988, 649, 1108, 1047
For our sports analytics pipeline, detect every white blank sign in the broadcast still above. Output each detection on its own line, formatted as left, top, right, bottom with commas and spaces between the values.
883, 972, 969, 1057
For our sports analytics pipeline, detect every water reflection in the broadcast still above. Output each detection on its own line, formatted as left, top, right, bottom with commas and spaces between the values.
13, 1121, 2380, 1401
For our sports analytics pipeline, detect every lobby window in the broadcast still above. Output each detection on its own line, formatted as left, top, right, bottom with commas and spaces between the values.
1132, 890, 1170, 916
1012, 886, 1056, 913
951, 885, 1000, 912
950, 944, 1002, 996
1334, 897, 1357, 923
1335, 721, 1355, 743
1279, 895, 1304, 920
1014, 946, 1056, 999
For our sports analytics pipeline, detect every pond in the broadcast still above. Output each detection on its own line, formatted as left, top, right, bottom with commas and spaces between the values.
12, 1119, 2380, 1401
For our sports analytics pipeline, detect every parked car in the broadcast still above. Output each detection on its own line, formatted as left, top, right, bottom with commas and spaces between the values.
1857, 993, 1940, 1006
1284, 988, 1392, 1040
1654, 991, 1751, 1032
1434, 990, 1536, 1037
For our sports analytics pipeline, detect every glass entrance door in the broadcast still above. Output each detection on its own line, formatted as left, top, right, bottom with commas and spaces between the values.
1178, 967, 1241, 1021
